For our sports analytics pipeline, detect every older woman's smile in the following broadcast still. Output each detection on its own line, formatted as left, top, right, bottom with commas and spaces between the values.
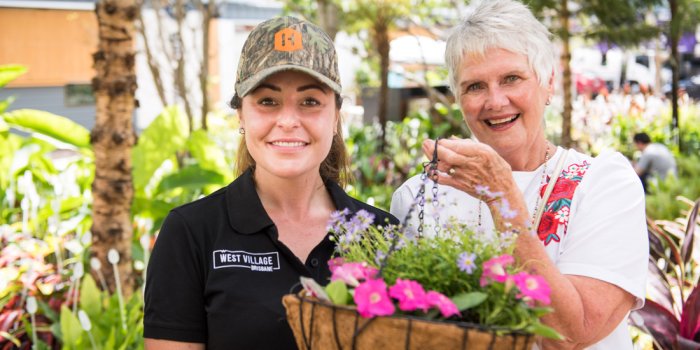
485, 114, 520, 127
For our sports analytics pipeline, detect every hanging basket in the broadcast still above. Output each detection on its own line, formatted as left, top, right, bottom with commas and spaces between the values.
282, 293, 536, 350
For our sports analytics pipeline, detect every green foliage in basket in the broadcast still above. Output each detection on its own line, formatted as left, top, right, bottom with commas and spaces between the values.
317, 209, 561, 339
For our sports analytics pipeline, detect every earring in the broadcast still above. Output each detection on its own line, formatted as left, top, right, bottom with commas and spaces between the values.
545, 96, 552, 105
239, 128, 245, 135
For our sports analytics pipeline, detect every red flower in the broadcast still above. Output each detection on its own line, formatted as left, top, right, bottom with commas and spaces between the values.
548, 178, 577, 203
537, 211, 559, 242
539, 176, 551, 197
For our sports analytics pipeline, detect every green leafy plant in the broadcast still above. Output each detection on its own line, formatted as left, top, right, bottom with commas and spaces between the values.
303, 201, 560, 339
347, 104, 464, 210
56, 274, 143, 350
0, 64, 230, 349
631, 198, 700, 349
646, 155, 700, 220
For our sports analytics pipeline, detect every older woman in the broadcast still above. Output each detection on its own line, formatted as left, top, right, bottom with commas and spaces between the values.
390, 1, 647, 349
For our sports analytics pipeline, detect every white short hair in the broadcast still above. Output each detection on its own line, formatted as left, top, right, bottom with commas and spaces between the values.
445, 0, 556, 94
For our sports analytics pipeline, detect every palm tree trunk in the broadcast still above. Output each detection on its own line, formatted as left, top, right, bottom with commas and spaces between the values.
316, 0, 339, 40
195, 0, 214, 130
375, 21, 390, 153
669, 0, 681, 151
91, 0, 138, 296
559, 0, 573, 148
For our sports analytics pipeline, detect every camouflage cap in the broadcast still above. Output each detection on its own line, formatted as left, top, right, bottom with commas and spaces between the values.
235, 16, 341, 98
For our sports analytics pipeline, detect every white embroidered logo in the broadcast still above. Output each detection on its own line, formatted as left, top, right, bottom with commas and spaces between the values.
212, 250, 280, 272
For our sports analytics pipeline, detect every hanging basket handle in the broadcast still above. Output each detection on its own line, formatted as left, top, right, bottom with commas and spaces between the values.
379, 138, 441, 277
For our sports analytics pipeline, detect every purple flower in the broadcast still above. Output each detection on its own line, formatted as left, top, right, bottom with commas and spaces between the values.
388, 279, 429, 312
354, 209, 375, 226
344, 210, 375, 238
425, 291, 460, 318
474, 185, 503, 201
457, 252, 477, 274
374, 250, 387, 266
326, 208, 350, 232
354, 279, 395, 318
475, 185, 490, 196
331, 208, 350, 219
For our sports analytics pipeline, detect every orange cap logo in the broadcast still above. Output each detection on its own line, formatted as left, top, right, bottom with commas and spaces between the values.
274, 28, 303, 52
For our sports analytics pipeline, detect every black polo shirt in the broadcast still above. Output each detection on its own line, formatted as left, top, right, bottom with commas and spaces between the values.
144, 169, 397, 349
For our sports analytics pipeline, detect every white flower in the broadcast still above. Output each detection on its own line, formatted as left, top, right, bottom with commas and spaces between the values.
555, 207, 570, 223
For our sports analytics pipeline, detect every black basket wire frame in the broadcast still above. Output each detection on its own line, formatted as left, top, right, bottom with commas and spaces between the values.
292, 294, 534, 350
293, 138, 534, 350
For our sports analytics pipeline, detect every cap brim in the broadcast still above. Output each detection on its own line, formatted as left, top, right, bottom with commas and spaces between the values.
236, 64, 342, 98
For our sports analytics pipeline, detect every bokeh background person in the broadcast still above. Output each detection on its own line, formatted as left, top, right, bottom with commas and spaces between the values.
143, 16, 396, 350
633, 131, 677, 193
390, 1, 648, 349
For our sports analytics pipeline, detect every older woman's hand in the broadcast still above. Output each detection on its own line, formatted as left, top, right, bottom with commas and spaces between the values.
422, 138, 516, 201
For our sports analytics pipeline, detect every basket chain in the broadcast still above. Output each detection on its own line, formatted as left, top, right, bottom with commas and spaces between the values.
417, 138, 440, 236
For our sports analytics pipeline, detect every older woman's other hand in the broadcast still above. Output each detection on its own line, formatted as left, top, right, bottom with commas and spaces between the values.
422, 138, 516, 201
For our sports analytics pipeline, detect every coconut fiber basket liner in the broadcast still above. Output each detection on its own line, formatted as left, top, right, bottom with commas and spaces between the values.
282, 293, 535, 350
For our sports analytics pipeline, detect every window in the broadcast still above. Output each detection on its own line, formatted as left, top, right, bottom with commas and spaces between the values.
64, 83, 95, 107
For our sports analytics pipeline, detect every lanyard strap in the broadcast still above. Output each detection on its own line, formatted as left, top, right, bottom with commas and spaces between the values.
533, 149, 570, 229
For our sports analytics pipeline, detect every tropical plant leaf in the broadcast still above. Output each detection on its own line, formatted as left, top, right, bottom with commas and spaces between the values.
0, 65, 27, 87
0, 96, 14, 114
325, 280, 350, 305
677, 334, 700, 350
186, 129, 232, 182
649, 218, 685, 285
0, 331, 21, 346
647, 258, 676, 314
527, 321, 563, 340
79, 274, 102, 319
1, 109, 91, 149
451, 291, 488, 310
679, 275, 700, 341
38, 299, 59, 323
59, 305, 83, 347
631, 300, 679, 350
155, 165, 226, 193
132, 196, 174, 226
132, 106, 189, 192
648, 225, 667, 262
659, 220, 688, 240
680, 199, 699, 265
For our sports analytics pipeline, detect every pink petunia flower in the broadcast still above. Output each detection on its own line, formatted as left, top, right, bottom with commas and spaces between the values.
479, 254, 515, 286
328, 257, 345, 272
512, 272, 551, 305
425, 291, 460, 318
354, 278, 395, 318
388, 279, 429, 312
330, 262, 379, 287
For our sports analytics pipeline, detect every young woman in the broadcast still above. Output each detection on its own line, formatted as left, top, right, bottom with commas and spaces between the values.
144, 16, 396, 350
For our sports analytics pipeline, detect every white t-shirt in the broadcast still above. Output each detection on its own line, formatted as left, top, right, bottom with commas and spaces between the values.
390, 147, 648, 350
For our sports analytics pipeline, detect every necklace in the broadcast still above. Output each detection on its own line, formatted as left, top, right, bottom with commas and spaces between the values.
478, 143, 551, 228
